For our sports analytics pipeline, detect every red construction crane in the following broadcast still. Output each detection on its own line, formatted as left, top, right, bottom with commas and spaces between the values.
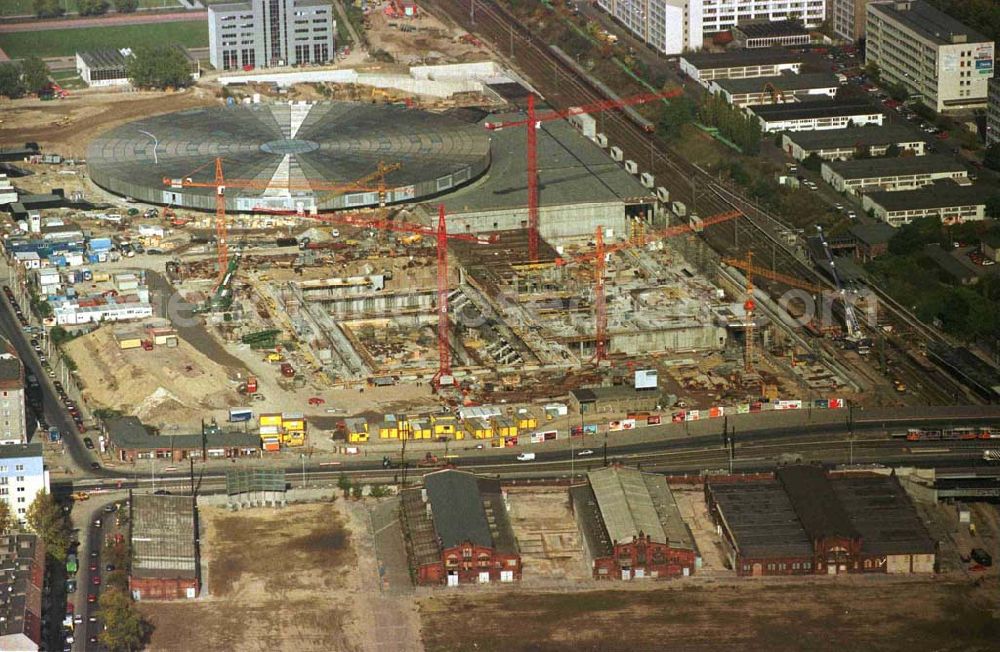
558, 210, 743, 363
434, 205, 452, 389
162, 157, 399, 286
484, 88, 684, 262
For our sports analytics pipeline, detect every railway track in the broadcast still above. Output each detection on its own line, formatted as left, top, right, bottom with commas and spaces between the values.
424, 0, 983, 405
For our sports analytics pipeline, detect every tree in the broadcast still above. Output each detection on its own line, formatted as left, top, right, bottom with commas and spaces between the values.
986, 192, 1000, 219
351, 484, 364, 499
0, 63, 26, 99
884, 143, 901, 158
984, 143, 1000, 172
337, 473, 352, 498
0, 501, 12, 536
78, 0, 110, 16
655, 96, 695, 141
802, 153, 823, 172
114, 0, 139, 12
126, 45, 195, 90
369, 484, 390, 499
864, 61, 880, 82
19, 57, 49, 95
25, 490, 70, 561
98, 588, 147, 652
32, 0, 63, 18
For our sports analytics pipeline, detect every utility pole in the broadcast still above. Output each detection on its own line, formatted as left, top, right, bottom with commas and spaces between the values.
848, 401, 855, 465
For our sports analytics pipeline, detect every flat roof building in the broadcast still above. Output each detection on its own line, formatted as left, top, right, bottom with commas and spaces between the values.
595, 0, 703, 56
865, 1, 994, 113
780, 125, 928, 161
75, 46, 199, 88
401, 469, 521, 586
571, 466, 696, 580
103, 416, 260, 463
209, 0, 336, 70
750, 99, 884, 132
732, 20, 811, 49
709, 72, 839, 107
679, 49, 803, 87
832, 0, 871, 42
699, 0, 826, 37
861, 183, 988, 227
849, 221, 897, 261
0, 349, 26, 446
568, 385, 661, 415
706, 467, 935, 576
130, 494, 199, 600
820, 154, 967, 195
0, 534, 44, 651
0, 444, 48, 525
988, 76, 1000, 146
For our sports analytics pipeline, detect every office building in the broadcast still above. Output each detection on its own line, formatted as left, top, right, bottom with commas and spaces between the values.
709, 72, 839, 107
820, 154, 968, 195
865, 1, 995, 113
750, 99, 884, 132
781, 124, 928, 160
861, 182, 987, 226
208, 0, 336, 71
680, 49, 803, 87
832, 0, 871, 42
987, 76, 1000, 145
700, 0, 826, 35
0, 352, 26, 445
595, 0, 703, 56
0, 444, 49, 525
732, 20, 811, 49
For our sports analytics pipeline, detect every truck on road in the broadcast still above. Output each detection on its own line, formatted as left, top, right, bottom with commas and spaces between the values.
516, 453, 536, 462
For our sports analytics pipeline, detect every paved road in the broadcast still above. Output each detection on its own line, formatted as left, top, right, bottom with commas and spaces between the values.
0, 10, 206, 33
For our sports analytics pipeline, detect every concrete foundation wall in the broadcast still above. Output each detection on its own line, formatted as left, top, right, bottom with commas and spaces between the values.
613, 323, 726, 354
309, 291, 436, 319
449, 202, 629, 240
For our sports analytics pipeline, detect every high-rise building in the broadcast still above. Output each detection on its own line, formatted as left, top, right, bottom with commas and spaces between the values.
865, 1, 994, 113
0, 352, 26, 446
831, 0, 872, 42
596, 0, 703, 56
595, 0, 826, 56
208, 0, 336, 71
0, 444, 49, 525
987, 76, 1000, 145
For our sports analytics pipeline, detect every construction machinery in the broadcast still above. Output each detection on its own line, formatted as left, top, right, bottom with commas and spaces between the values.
557, 210, 743, 363
484, 88, 684, 262
816, 226, 871, 354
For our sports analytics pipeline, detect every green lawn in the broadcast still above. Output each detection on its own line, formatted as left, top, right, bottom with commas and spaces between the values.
1, 0, 182, 16
49, 68, 87, 89
0, 21, 208, 59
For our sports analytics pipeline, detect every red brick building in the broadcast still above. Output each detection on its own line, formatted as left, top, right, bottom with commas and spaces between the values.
402, 469, 521, 586
571, 466, 697, 580
129, 494, 200, 600
706, 467, 936, 576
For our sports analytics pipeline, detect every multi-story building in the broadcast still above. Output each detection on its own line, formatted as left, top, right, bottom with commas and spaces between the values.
0, 534, 45, 651
781, 124, 928, 160
0, 352, 26, 445
596, 0, 703, 56
987, 76, 1000, 146
832, 0, 871, 42
709, 72, 839, 107
680, 49, 803, 87
700, 0, 825, 35
750, 99, 884, 132
861, 182, 987, 226
208, 0, 336, 71
0, 444, 49, 525
865, 1, 995, 113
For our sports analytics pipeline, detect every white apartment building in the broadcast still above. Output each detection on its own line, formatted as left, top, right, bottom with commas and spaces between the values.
865, 1, 994, 113
832, 0, 870, 42
0, 444, 49, 524
596, 0, 824, 55
0, 354, 25, 446
209, 0, 336, 70
987, 76, 1000, 146
596, 0, 703, 56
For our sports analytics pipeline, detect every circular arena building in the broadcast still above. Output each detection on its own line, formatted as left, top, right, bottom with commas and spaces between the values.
86, 102, 492, 213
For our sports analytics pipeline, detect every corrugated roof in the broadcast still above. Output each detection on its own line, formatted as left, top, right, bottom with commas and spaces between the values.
823, 154, 966, 179
707, 480, 813, 558
131, 494, 197, 580
681, 48, 803, 69
831, 473, 936, 555
865, 182, 987, 211
783, 124, 926, 150
593, 467, 666, 544
713, 72, 838, 95
752, 100, 883, 121
777, 466, 859, 541
423, 469, 493, 549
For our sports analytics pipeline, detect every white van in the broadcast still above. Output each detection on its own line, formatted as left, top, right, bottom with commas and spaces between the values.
516, 453, 535, 462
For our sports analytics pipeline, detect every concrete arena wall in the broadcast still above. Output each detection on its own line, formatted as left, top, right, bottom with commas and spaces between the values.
613, 322, 726, 355
448, 201, 630, 240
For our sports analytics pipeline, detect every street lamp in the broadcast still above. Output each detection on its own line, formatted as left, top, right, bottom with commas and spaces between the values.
300, 452, 306, 487
137, 130, 159, 165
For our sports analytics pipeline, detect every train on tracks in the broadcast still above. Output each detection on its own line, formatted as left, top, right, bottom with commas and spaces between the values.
893, 427, 998, 441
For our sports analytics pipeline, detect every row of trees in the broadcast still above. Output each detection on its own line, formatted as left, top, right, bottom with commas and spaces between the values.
0, 57, 51, 99
126, 45, 196, 90
697, 94, 763, 155
33, 0, 138, 17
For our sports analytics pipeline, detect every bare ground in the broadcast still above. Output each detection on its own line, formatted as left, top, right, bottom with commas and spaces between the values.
419, 576, 1000, 652
140, 502, 362, 652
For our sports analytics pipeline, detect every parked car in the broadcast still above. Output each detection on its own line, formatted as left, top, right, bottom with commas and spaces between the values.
83, 437, 94, 450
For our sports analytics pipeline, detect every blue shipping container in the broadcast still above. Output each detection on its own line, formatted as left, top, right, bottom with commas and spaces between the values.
48, 426, 60, 442
229, 408, 253, 422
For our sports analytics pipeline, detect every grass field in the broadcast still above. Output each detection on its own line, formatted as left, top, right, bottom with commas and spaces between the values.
49, 68, 86, 89
1, 0, 182, 16
0, 21, 208, 59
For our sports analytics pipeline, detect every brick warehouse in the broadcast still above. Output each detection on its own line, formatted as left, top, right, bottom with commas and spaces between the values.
129, 494, 200, 600
571, 466, 697, 580
401, 469, 521, 586
706, 467, 936, 576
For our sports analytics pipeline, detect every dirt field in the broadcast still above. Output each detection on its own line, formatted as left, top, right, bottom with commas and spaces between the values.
0, 86, 218, 157
140, 502, 362, 652
365, 4, 486, 66
65, 325, 242, 428
506, 487, 590, 583
419, 577, 1000, 652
